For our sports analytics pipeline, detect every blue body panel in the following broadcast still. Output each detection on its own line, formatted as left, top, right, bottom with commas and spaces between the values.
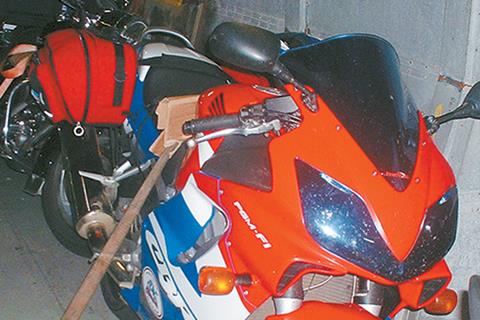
127, 79, 159, 160
152, 192, 207, 267
121, 190, 211, 319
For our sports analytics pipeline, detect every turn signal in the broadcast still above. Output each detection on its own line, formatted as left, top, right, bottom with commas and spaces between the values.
198, 266, 253, 295
199, 267, 236, 295
424, 289, 457, 315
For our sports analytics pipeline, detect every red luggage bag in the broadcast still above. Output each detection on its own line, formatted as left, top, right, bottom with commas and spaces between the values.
31, 29, 137, 125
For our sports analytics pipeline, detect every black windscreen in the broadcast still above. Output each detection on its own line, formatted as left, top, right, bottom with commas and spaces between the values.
281, 34, 419, 191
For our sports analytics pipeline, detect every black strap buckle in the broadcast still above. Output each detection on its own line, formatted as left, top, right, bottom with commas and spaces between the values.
114, 72, 126, 83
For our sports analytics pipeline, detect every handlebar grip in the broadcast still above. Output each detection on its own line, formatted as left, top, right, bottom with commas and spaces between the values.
183, 114, 241, 135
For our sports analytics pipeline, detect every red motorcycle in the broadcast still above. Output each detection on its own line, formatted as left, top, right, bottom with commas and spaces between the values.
118, 22, 476, 319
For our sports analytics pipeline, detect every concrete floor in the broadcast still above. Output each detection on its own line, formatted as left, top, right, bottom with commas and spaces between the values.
0, 160, 116, 320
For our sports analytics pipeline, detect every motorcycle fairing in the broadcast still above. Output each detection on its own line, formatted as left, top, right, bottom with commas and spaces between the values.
140, 55, 231, 108
177, 82, 457, 315
151, 175, 215, 267
396, 259, 452, 310
127, 35, 458, 318
121, 174, 251, 320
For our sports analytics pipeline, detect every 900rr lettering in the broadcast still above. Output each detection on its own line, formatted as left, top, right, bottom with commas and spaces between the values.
233, 201, 272, 249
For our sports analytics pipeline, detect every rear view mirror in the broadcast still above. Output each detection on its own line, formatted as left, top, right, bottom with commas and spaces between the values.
462, 81, 480, 118
208, 22, 319, 112
426, 81, 480, 133
208, 22, 281, 74
438, 82, 480, 121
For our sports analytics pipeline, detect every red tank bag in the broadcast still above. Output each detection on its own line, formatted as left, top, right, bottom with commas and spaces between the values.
31, 29, 137, 124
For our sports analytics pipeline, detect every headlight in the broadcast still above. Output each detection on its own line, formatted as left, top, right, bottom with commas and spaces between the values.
296, 159, 458, 282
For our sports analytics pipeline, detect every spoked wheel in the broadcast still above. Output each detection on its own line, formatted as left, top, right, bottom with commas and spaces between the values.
41, 153, 91, 257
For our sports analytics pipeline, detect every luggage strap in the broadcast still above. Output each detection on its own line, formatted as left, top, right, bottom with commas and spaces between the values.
113, 43, 125, 107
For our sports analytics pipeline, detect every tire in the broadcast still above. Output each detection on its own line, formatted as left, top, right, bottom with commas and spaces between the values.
41, 153, 91, 257
101, 273, 139, 320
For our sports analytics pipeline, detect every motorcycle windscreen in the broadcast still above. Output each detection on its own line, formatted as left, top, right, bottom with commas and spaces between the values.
280, 34, 419, 191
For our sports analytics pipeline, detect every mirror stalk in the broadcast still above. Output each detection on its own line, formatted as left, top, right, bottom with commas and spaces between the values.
425, 81, 480, 134
272, 63, 318, 112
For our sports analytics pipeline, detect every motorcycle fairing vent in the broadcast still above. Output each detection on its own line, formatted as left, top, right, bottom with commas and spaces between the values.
30, 29, 137, 125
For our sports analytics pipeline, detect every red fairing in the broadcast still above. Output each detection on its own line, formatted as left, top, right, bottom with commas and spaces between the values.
32, 29, 137, 124
182, 83, 457, 315
265, 301, 380, 320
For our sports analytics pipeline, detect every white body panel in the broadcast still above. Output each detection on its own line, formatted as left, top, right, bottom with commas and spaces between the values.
147, 213, 250, 320
138, 43, 219, 82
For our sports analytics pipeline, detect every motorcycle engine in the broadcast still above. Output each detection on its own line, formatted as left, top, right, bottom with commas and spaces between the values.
0, 82, 53, 171
9, 102, 48, 147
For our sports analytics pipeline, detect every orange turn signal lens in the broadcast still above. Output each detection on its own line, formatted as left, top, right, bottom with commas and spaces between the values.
198, 266, 236, 295
424, 289, 457, 315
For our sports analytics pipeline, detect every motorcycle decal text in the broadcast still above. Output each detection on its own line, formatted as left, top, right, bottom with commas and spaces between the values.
146, 214, 251, 320
233, 201, 272, 249
146, 230, 196, 320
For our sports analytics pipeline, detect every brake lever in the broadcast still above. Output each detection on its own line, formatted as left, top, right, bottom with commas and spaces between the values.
186, 119, 281, 148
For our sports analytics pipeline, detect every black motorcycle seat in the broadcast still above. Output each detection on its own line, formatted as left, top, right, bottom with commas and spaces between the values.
141, 55, 232, 111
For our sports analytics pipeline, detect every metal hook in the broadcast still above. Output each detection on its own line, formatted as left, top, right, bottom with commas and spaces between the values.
73, 122, 85, 137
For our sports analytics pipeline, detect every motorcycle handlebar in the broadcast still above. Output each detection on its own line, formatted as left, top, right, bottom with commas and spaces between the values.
182, 114, 242, 135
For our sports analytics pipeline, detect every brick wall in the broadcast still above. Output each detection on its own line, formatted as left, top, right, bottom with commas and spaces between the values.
212, 0, 286, 32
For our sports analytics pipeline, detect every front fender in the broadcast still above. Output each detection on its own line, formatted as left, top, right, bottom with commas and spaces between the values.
265, 301, 380, 320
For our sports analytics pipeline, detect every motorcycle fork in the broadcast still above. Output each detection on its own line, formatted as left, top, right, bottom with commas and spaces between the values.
57, 122, 115, 246
273, 281, 305, 315
353, 278, 395, 317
